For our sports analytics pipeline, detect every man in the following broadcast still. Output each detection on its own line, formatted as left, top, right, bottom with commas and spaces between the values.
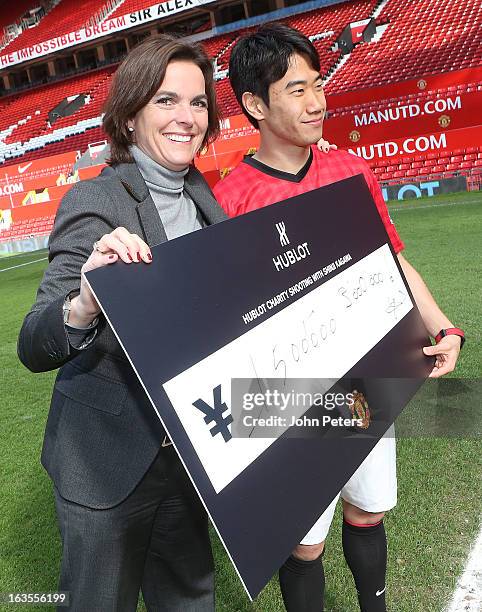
213, 23, 464, 612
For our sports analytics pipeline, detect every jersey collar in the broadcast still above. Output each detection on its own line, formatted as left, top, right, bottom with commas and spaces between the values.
242, 148, 313, 183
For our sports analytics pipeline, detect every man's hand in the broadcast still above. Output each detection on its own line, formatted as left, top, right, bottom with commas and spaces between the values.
423, 335, 462, 378
316, 137, 337, 153
397, 253, 463, 378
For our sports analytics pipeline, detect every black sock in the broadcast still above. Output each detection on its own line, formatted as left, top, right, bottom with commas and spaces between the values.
279, 553, 325, 612
342, 518, 387, 612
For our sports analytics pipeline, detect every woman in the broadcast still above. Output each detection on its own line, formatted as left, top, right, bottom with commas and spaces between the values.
18, 35, 226, 612
18, 34, 335, 611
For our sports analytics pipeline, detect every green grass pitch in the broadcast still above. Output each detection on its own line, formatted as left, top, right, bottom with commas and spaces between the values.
0, 191, 480, 611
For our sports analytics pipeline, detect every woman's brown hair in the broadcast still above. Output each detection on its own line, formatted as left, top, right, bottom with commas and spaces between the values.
103, 34, 220, 165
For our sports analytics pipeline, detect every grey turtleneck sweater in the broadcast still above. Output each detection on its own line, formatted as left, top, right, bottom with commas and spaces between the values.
130, 145, 204, 240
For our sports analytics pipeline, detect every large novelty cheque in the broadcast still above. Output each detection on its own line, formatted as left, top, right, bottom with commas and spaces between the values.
86, 174, 432, 599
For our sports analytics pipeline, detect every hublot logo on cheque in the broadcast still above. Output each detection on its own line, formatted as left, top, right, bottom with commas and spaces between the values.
272, 221, 311, 272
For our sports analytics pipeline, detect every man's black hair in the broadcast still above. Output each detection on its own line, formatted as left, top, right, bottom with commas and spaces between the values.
229, 23, 321, 129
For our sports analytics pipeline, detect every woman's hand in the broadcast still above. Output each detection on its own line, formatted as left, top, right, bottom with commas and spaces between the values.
69, 227, 152, 327
317, 137, 337, 153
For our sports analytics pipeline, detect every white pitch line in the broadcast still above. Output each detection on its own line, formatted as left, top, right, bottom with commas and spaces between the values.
0, 257, 47, 272
445, 523, 482, 612
2, 249, 48, 259
390, 199, 481, 212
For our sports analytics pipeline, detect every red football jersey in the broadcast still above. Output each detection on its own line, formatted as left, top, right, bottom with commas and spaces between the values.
214, 146, 404, 253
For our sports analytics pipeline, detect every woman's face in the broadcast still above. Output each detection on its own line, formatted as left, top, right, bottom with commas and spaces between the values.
128, 60, 209, 171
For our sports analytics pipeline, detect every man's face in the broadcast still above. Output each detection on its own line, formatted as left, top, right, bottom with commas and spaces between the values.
258, 53, 326, 146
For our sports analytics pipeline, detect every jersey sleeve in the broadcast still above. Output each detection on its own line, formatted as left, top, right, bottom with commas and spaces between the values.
349, 155, 404, 253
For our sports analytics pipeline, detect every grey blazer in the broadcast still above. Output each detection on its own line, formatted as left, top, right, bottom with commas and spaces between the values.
18, 162, 228, 509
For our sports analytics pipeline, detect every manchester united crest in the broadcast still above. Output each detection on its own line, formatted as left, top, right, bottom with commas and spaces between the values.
349, 130, 361, 143
350, 390, 371, 429
439, 114, 451, 128
417, 79, 427, 90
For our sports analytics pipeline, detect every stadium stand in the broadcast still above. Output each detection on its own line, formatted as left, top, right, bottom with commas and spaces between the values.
213, 78, 240, 117
2, 126, 105, 164
0, 0, 480, 248
0, 67, 114, 162
326, 0, 482, 94
370, 145, 482, 181
0, 0, 37, 49
205, 32, 243, 74
203, 0, 380, 80
0, 0, 35, 33
2, 0, 123, 55
0, 213, 56, 243
290, 0, 379, 75
2, 0, 479, 145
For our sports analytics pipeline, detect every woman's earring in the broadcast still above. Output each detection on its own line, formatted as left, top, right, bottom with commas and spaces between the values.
128, 126, 134, 132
